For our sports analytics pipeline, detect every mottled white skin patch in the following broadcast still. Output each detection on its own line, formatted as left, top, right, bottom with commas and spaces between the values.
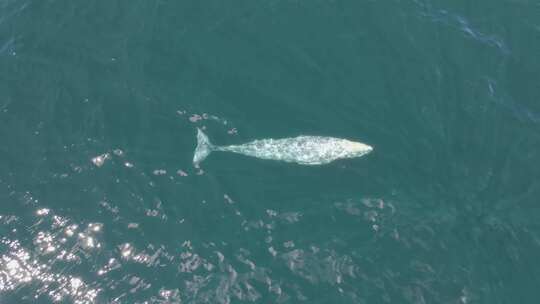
218, 136, 372, 165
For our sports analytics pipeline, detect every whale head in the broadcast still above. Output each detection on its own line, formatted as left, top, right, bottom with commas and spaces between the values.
344, 140, 373, 158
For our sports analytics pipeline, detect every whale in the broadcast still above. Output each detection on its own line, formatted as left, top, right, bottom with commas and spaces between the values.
193, 128, 373, 166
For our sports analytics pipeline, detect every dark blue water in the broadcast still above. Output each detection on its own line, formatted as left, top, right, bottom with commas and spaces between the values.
2, 1, 540, 303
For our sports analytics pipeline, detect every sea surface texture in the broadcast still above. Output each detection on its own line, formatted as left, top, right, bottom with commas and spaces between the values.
1, 1, 540, 303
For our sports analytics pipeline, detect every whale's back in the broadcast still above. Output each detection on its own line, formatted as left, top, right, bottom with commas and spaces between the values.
221, 136, 370, 165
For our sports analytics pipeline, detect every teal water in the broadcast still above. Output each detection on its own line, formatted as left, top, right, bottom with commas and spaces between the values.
2, 1, 540, 303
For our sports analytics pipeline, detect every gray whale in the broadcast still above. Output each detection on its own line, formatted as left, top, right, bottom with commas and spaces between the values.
193, 128, 372, 166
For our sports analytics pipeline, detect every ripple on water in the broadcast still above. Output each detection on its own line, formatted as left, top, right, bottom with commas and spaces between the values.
2, 151, 410, 304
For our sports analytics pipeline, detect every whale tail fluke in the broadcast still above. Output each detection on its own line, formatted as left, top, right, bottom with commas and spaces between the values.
193, 128, 214, 166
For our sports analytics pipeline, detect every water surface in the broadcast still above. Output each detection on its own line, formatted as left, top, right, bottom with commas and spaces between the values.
1, 1, 540, 303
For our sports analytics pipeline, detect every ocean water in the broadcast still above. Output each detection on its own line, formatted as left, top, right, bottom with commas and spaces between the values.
2, 1, 540, 303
